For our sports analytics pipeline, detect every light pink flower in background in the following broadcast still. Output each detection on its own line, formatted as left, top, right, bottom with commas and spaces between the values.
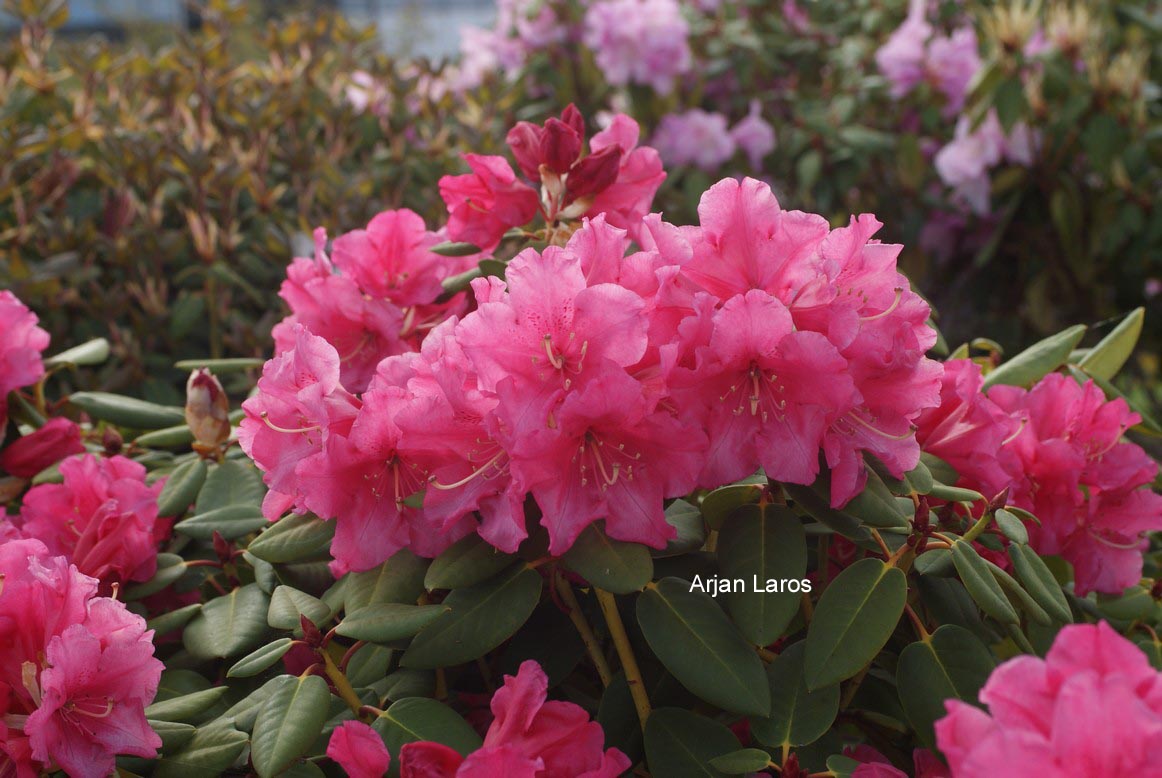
583, 0, 692, 95
936, 621, 1162, 777
651, 109, 737, 172
730, 100, 777, 169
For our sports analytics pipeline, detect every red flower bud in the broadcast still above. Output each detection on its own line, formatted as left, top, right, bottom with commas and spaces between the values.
0, 417, 84, 478
506, 121, 546, 180
540, 117, 582, 174
567, 145, 622, 201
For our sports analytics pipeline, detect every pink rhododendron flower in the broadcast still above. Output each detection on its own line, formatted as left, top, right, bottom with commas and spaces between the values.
439, 154, 540, 252
730, 100, 777, 169
16, 454, 166, 587
0, 539, 162, 778
988, 373, 1162, 595
0, 290, 50, 428
327, 721, 392, 778
875, 0, 933, 98
936, 621, 1162, 777
583, 0, 692, 95
238, 325, 360, 520
652, 109, 737, 172
584, 114, 667, 237
0, 417, 85, 479
915, 359, 1018, 500
331, 210, 452, 308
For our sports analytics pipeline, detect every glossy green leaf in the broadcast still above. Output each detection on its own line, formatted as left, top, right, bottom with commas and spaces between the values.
717, 504, 807, 645
337, 603, 450, 643
69, 391, 185, 429
345, 550, 430, 611
637, 578, 770, 716
1077, 308, 1144, 381
655, 499, 707, 557
913, 548, 955, 577
804, 558, 908, 689
268, 586, 332, 631
927, 483, 984, 503
125, 553, 187, 599
783, 480, 873, 544
194, 460, 265, 513
227, 638, 295, 678
951, 541, 1019, 624
562, 522, 653, 594
825, 754, 863, 777
144, 686, 229, 723
709, 748, 774, 774
700, 477, 766, 529
250, 674, 331, 778
45, 337, 110, 367
176, 504, 268, 541
751, 641, 840, 748
993, 509, 1028, 544
425, 533, 516, 590
401, 565, 542, 668
429, 240, 483, 256
845, 469, 911, 528
147, 603, 202, 636
373, 697, 483, 759
897, 625, 995, 746
156, 458, 208, 517
982, 325, 1086, 389
644, 708, 741, 778
903, 459, 934, 495
1007, 544, 1072, 623
247, 513, 335, 563
183, 583, 272, 659
153, 723, 248, 778
920, 452, 959, 486
987, 560, 1050, 625
174, 357, 265, 372
135, 424, 195, 448
148, 720, 197, 752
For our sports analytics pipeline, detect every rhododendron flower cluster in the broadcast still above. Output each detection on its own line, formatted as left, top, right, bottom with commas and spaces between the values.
582, 0, 692, 95
875, 0, 981, 115
917, 360, 1162, 595
0, 290, 50, 428
0, 539, 163, 778
327, 660, 629, 777
3, 454, 168, 589
440, 106, 665, 251
272, 214, 473, 395
244, 166, 942, 572
936, 621, 1162, 776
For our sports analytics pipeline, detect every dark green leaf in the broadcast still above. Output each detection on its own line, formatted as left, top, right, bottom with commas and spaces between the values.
156, 458, 208, 518
248, 513, 335, 563
125, 553, 188, 599
176, 504, 268, 541
149, 720, 197, 752
700, 476, 766, 529
993, 509, 1028, 544
153, 723, 248, 778
429, 240, 482, 256
804, 558, 907, 689
401, 565, 542, 668
655, 499, 707, 557
345, 550, 429, 611
751, 641, 840, 748
227, 638, 296, 678
184, 583, 273, 659
250, 674, 331, 778
337, 603, 450, 643
425, 533, 516, 590
951, 541, 1019, 624
644, 708, 741, 778
637, 578, 770, 716
194, 460, 265, 513
709, 748, 774, 774
897, 625, 995, 746
717, 504, 807, 645
145, 687, 229, 723
562, 522, 653, 594
174, 357, 265, 372
268, 586, 331, 631
373, 697, 483, 759
69, 391, 185, 429
982, 325, 1086, 389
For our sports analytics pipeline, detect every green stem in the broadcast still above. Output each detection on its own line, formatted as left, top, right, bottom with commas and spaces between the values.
596, 587, 651, 730
320, 648, 364, 717
961, 511, 993, 544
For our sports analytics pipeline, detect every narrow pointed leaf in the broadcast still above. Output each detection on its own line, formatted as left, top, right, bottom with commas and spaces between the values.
951, 541, 1019, 624
69, 391, 186, 429
1008, 544, 1072, 623
1078, 307, 1144, 380
709, 749, 774, 774
46, 337, 110, 367
982, 325, 1086, 389
228, 638, 296, 678
337, 603, 450, 643
153, 723, 248, 778
156, 458, 208, 518
145, 686, 229, 723
248, 513, 335, 563
401, 565, 542, 668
